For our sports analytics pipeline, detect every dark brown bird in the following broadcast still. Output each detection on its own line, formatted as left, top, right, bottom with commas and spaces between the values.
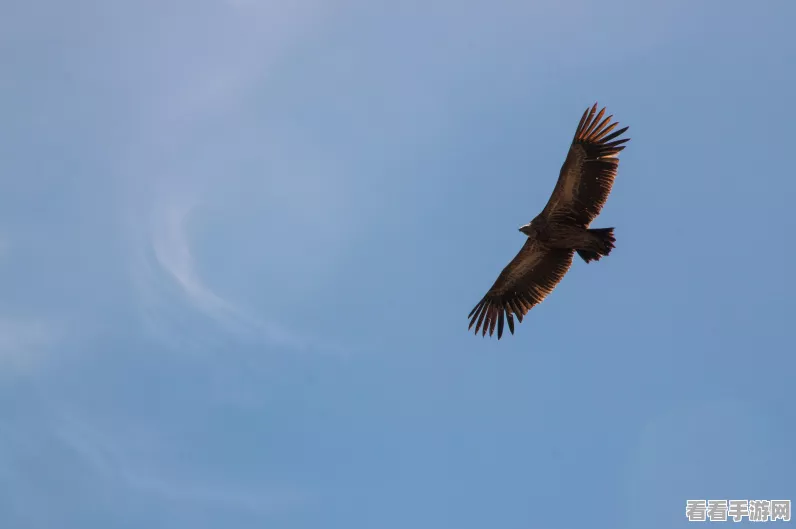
468, 103, 630, 339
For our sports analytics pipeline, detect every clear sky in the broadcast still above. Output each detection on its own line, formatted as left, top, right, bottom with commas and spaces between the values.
1, 1, 795, 528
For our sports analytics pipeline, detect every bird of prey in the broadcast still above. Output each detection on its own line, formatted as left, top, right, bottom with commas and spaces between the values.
468, 103, 629, 339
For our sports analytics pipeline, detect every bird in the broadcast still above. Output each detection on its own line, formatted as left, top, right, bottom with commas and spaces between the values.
467, 103, 630, 339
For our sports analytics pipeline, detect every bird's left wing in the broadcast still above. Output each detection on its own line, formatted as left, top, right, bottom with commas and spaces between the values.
468, 238, 575, 339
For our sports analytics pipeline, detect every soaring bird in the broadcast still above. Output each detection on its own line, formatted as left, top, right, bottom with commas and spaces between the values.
468, 103, 629, 339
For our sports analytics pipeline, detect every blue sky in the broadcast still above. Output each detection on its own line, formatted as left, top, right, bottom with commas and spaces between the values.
1, 0, 795, 527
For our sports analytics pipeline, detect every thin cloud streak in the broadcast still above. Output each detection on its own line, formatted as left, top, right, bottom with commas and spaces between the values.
52, 411, 309, 516
0, 319, 57, 372
112, 1, 358, 357
148, 196, 308, 349
129, 192, 355, 357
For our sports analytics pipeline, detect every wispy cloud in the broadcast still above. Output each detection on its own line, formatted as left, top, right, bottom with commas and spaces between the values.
124, 162, 358, 358
135, 194, 318, 352
0, 241, 57, 372
0, 319, 57, 372
110, 2, 360, 357
51, 411, 309, 516
149, 197, 245, 330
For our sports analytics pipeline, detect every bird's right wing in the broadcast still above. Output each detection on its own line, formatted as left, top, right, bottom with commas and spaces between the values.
540, 103, 630, 227
468, 238, 575, 339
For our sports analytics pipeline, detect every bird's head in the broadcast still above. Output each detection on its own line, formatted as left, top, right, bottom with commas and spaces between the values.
518, 223, 533, 236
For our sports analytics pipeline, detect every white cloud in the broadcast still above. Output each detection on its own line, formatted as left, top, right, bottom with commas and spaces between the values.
126, 186, 356, 358
117, 0, 335, 134
0, 235, 56, 372
0, 319, 58, 372
109, 1, 360, 357
52, 411, 309, 515
150, 198, 239, 325
145, 196, 309, 349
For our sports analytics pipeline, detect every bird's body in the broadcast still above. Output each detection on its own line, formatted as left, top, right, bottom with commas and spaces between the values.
468, 103, 629, 339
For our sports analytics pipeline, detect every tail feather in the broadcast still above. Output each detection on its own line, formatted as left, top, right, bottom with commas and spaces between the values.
577, 227, 615, 263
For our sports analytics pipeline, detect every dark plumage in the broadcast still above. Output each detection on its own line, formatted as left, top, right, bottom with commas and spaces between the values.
468, 103, 630, 339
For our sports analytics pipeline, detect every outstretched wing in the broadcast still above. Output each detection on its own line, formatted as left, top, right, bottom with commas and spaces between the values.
468, 238, 574, 339
541, 103, 630, 227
